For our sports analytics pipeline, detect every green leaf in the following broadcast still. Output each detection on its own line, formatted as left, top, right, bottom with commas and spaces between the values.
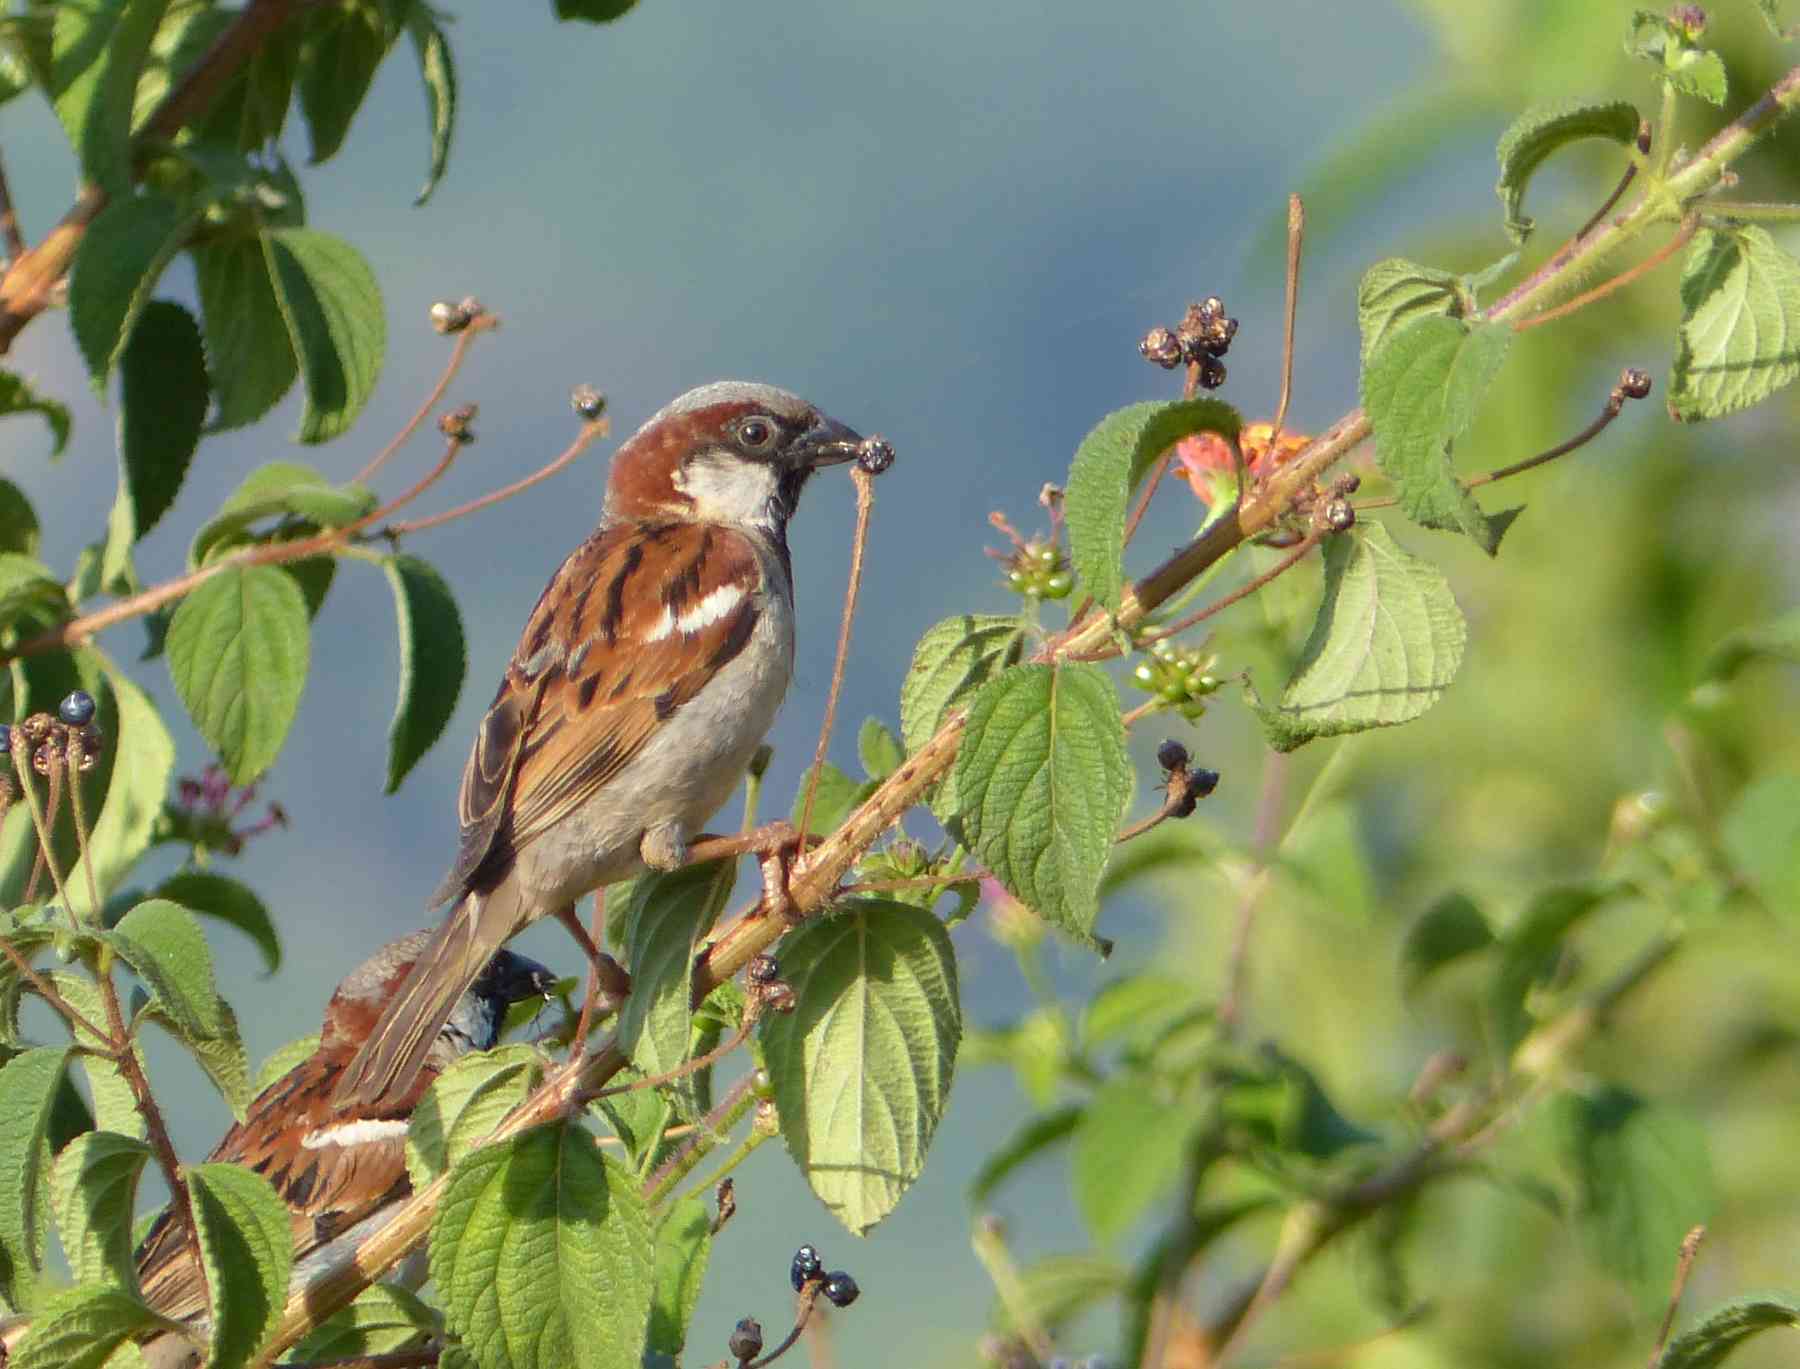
1399, 890, 1493, 994
288, 1282, 439, 1361
899, 613, 1026, 818
554, 0, 639, 21
0, 553, 69, 631
1357, 258, 1465, 364
69, 195, 196, 386
111, 300, 207, 558
0, 1046, 71, 1309
407, 5, 457, 204
190, 459, 375, 567
1562, 1087, 1713, 1311
647, 1196, 709, 1356
1628, 12, 1727, 105
150, 997, 251, 1119
50, 0, 172, 196
0, 373, 70, 458
185, 1162, 293, 1368
49, 1131, 150, 1287
1072, 1073, 1195, 1244
66, 664, 175, 906
1660, 1296, 1800, 1369
1493, 101, 1640, 245
789, 761, 875, 838
1082, 972, 1206, 1051
150, 870, 280, 974
969, 1104, 1080, 1203
192, 235, 300, 430
1491, 884, 1608, 1053
263, 228, 385, 442
617, 861, 735, 1118
252, 1033, 319, 1094
1251, 522, 1467, 752
9, 1285, 181, 1369
432, 1121, 654, 1369
761, 899, 961, 1235
1756, 0, 1800, 38
953, 662, 1130, 948
993, 1253, 1126, 1338
1700, 608, 1800, 681
405, 1044, 542, 1188
1216, 1044, 1379, 1159
298, 0, 394, 164
1363, 315, 1514, 551
1721, 774, 1800, 924
857, 716, 904, 780
1064, 399, 1242, 612
0, 480, 40, 556
381, 553, 465, 792
198, 12, 300, 149
106, 898, 227, 1039
166, 564, 310, 782
1669, 226, 1800, 420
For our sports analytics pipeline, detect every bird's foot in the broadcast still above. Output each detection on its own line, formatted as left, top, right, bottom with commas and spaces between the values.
685, 821, 817, 922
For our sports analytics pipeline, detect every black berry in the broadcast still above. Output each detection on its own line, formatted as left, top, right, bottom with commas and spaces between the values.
728, 1316, 763, 1362
822, 1271, 860, 1308
59, 691, 96, 727
1155, 739, 1188, 773
790, 1244, 822, 1291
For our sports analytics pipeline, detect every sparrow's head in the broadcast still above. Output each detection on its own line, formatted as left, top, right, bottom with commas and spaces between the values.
321, 931, 555, 1067
603, 381, 863, 533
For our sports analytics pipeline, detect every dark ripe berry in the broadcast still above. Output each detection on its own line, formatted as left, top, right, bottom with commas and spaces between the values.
1189, 767, 1221, 801
822, 1271, 860, 1308
59, 691, 96, 727
0, 724, 9, 755
790, 1244, 822, 1291
1155, 739, 1189, 773
728, 1317, 764, 1362
749, 953, 781, 986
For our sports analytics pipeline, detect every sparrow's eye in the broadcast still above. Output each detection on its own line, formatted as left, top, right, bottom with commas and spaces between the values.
736, 416, 777, 451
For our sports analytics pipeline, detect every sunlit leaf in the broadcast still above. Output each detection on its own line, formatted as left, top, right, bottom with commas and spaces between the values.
1493, 101, 1639, 244
185, 1162, 293, 1367
288, 1282, 439, 1361
405, 1044, 542, 1188
263, 228, 385, 443
1669, 226, 1800, 420
49, 1131, 150, 1287
382, 553, 465, 792
1721, 774, 1800, 925
69, 195, 196, 386
0, 1046, 71, 1309
1660, 1296, 1800, 1369
647, 1196, 709, 1356
407, 4, 457, 203
9, 1285, 181, 1369
1358, 258, 1465, 363
192, 235, 299, 430
49, 0, 171, 196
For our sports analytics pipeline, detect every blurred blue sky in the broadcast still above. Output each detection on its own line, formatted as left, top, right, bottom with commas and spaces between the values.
1, 1, 1455, 1359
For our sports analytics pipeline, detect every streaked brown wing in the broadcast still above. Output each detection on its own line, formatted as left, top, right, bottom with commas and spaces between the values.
431, 521, 766, 903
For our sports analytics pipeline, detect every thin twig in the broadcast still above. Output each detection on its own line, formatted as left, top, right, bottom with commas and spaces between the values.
1268, 193, 1305, 451
1513, 217, 1697, 333
353, 314, 499, 484
0, 933, 109, 1043
1570, 119, 1651, 245
281, 1353, 439, 1369
1139, 529, 1323, 643
381, 418, 608, 537
1648, 1227, 1706, 1369
11, 747, 76, 928
798, 465, 878, 844
973, 1216, 1055, 1363
641, 1072, 761, 1209
64, 737, 102, 921
568, 890, 608, 1060
745, 1284, 822, 1369
0, 146, 24, 264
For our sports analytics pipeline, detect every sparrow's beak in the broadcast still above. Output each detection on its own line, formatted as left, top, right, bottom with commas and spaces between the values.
790, 411, 865, 469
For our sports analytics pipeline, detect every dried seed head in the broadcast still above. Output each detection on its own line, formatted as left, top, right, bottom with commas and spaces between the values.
728, 1317, 764, 1363
748, 953, 781, 986
571, 384, 607, 421
855, 435, 896, 475
438, 404, 478, 443
1139, 325, 1183, 369
1620, 367, 1652, 400
1323, 498, 1356, 532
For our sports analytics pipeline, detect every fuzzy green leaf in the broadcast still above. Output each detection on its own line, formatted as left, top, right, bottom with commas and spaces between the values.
186, 1162, 293, 1368
1494, 101, 1640, 244
762, 899, 961, 1235
190, 459, 375, 567
67, 665, 174, 906
1072, 1073, 1197, 1244
969, 1104, 1081, 1204
0, 373, 70, 458
150, 870, 280, 975
953, 662, 1131, 946
0, 1046, 71, 1309
790, 761, 875, 838
1490, 884, 1608, 1052
69, 195, 195, 386
1701, 608, 1800, 681
554, 0, 639, 20
0, 554, 69, 632
647, 1196, 710, 1356
381, 553, 465, 792
288, 1282, 439, 1361
297, 0, 393, 164
1660, 1296, 1800, 1369
0, 480, 40, 556
1400, 890, 1493, 994
106, 898, 227, 1039
252, 1034, 319, 1094
857, 716, 904, 780
900, 614, 1025, 773
166, 564, 310, 782
406, 4, 456, 204
1252, 523, 1466, 752
111, 299, 207, 578
405, 1044, 542, 1188
1721, 774, 1800, 924
431, 1121, 654, 1369
49, 1131, 150, 1287
263, 228, 385, 443
1363, 315, 1514, 552
1562, 1087, 1714, 1311
1358, 258, 1465, 363
1669, 226, 1800, 420
1064, 399, 1242, 611
9, 1285, 180, 1369
192, 236, 300, 430
1628, 12, 1727, 105
49, 0, 171, 196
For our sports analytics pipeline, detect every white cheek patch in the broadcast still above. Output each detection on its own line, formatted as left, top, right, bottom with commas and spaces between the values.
676, 453, 782, 528
301, 1118, 410, 1150
645, 583, 747, 642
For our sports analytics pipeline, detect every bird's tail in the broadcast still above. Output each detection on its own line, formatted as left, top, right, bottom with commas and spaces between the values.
331, 880, 524, 1111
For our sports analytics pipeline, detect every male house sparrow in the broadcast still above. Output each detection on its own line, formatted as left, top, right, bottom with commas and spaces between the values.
332, 382, 870, 1110
134, 931, 555, 1328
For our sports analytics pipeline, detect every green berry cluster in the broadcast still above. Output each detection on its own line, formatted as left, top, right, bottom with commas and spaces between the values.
1130, 638, 1221, 718
1005, 540, 1073, 600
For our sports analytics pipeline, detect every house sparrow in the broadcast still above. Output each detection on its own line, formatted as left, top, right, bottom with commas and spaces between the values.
134, 931, 555, 1330
331, 382, 870, 1111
